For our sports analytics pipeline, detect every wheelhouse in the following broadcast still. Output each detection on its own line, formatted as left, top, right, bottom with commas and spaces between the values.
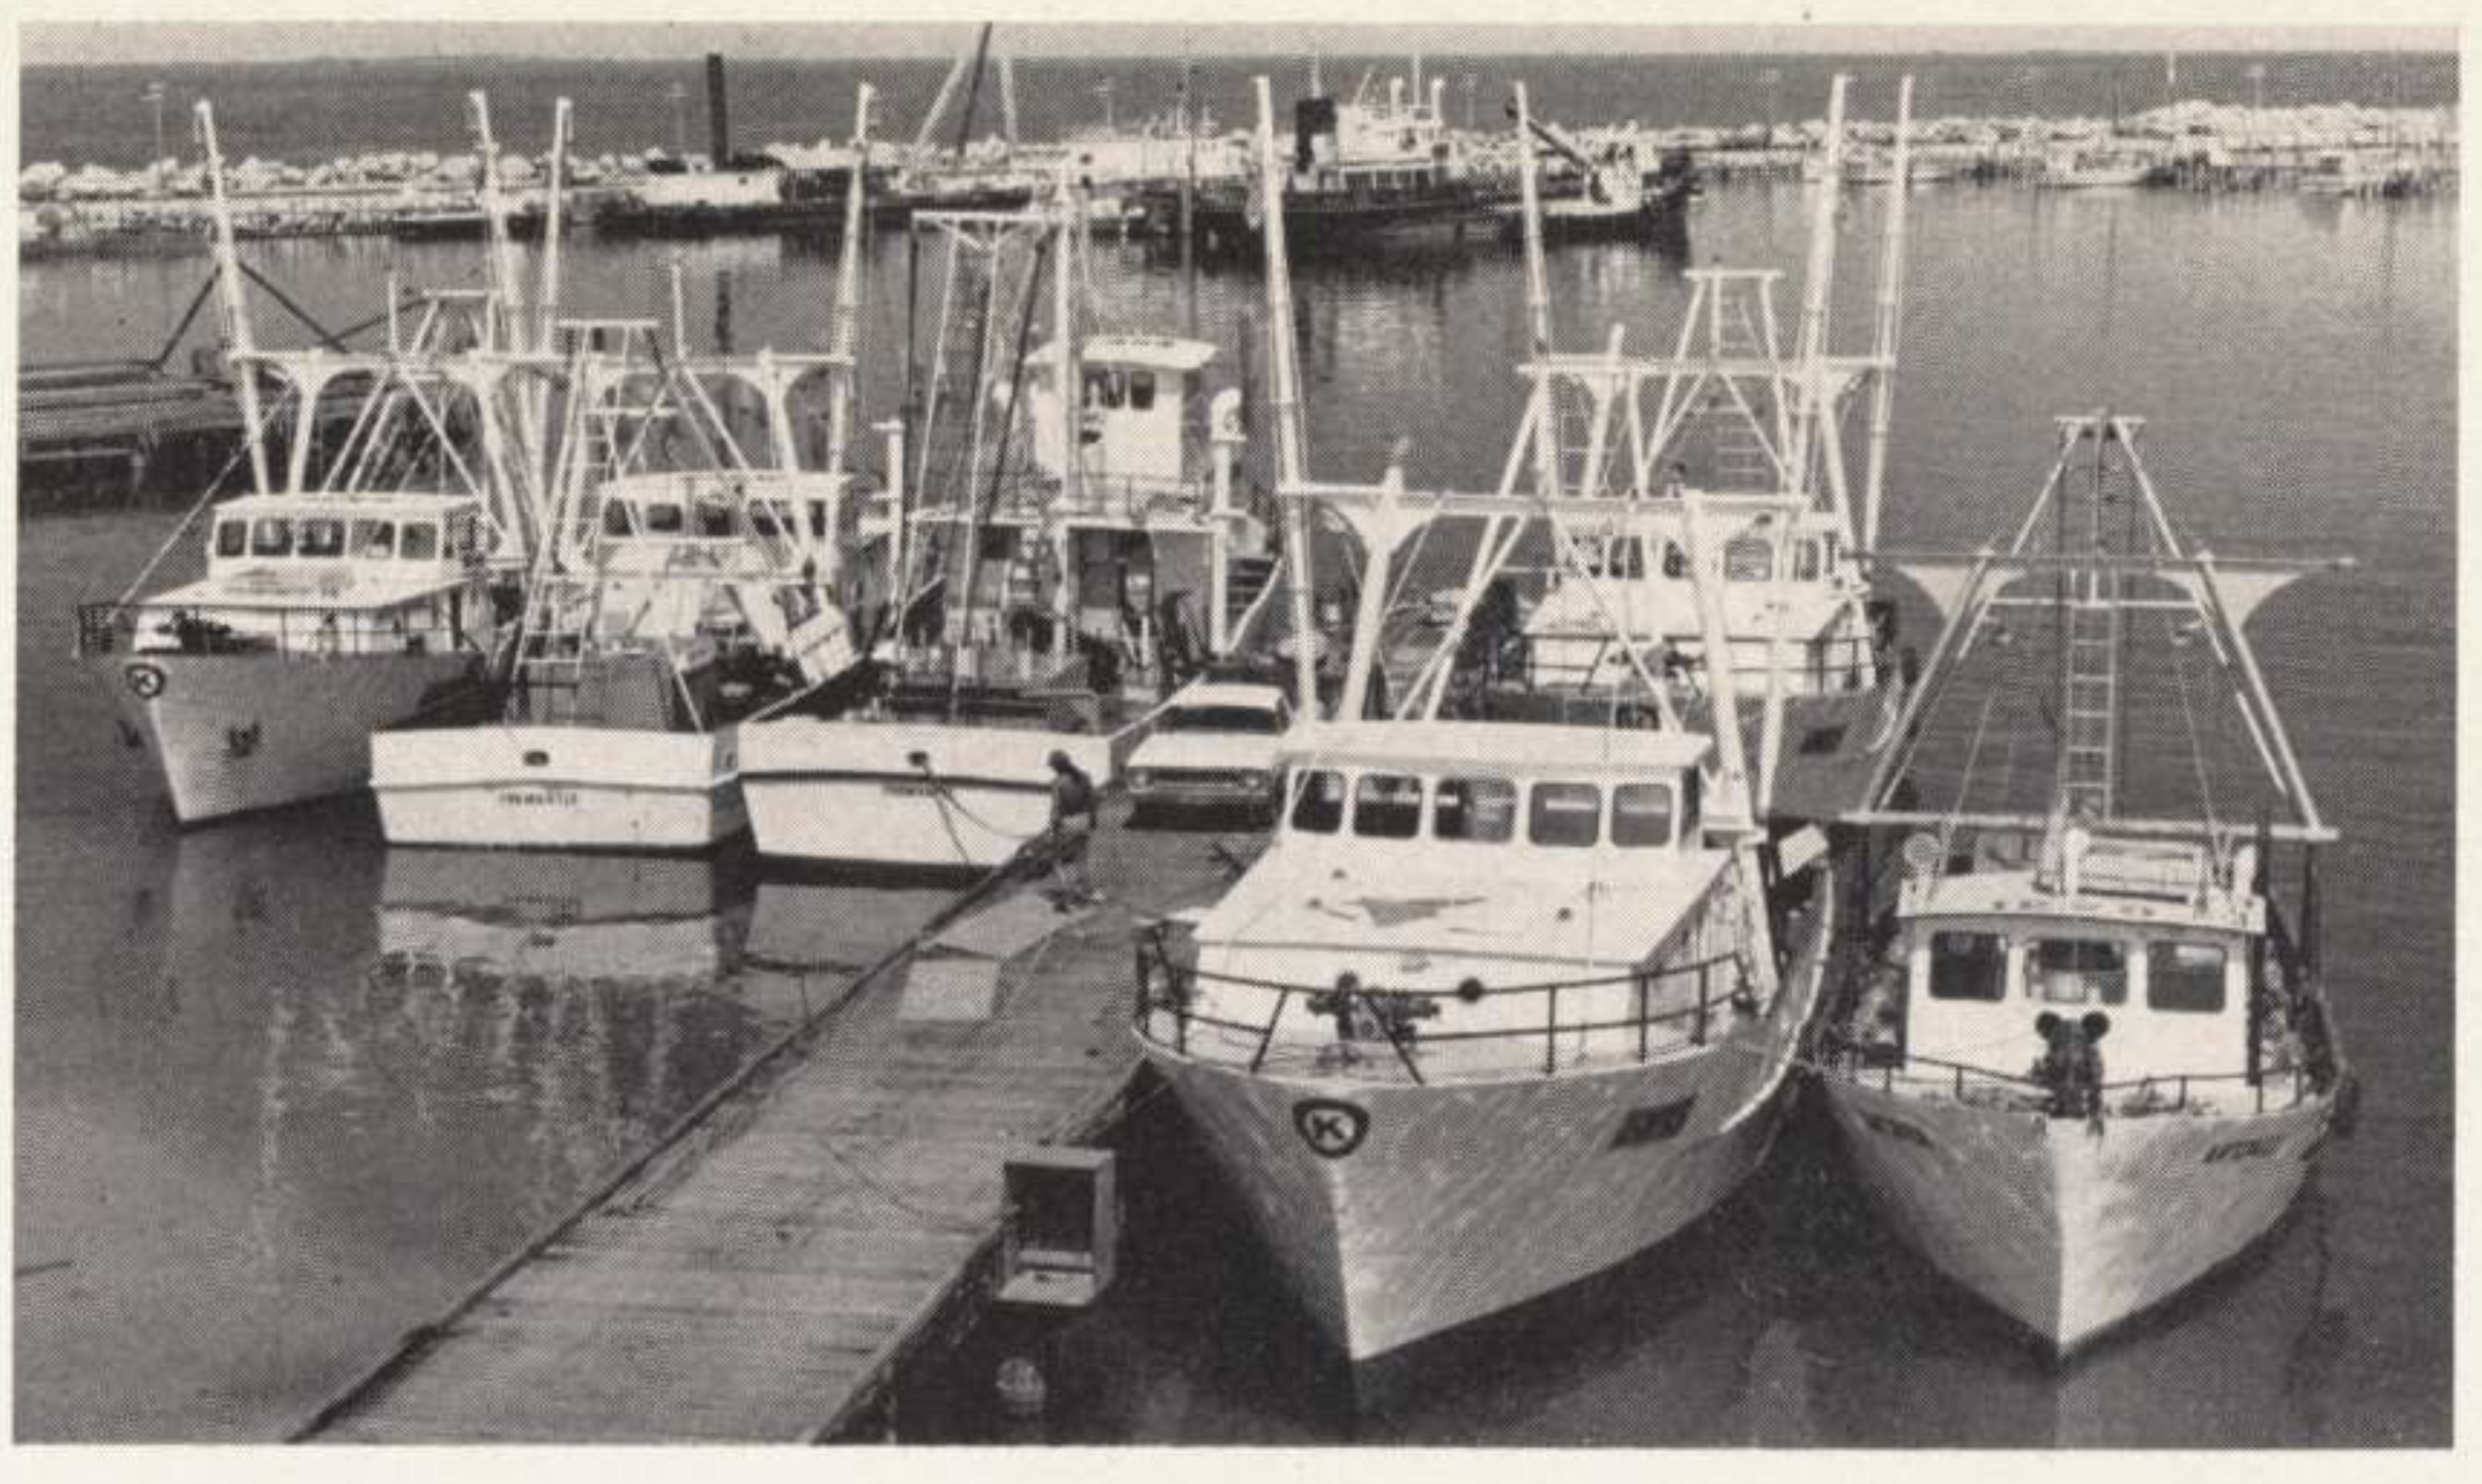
120, 492, 497, 659
1878, 831, 2284, 1113
1138, 722, 1759, 1084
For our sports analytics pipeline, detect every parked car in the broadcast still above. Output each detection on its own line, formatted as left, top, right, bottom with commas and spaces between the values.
1125, 680, 1294, 820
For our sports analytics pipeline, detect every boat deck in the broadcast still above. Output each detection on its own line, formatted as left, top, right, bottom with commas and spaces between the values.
292, 803, 1259, 1443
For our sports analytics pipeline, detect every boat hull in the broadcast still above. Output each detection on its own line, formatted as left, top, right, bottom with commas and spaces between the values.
1820, 1078, 2331, 1355
1146, 1046, 1786, 1361
371, 725, 746, 852
740, 719, 1116, 870
107, 649, 483, 825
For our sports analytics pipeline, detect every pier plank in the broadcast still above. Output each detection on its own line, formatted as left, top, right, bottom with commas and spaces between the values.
301, 809, 1256, 1443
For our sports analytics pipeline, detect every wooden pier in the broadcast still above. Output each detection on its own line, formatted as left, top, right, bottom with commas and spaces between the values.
292, 803, 1258, 1443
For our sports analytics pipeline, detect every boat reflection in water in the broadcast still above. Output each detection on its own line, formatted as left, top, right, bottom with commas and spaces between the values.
375, 846, 761, 987
932, 1104, 2347, 1445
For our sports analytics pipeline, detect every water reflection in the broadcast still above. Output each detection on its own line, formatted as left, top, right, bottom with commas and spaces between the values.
962, 1105, 2350, 1447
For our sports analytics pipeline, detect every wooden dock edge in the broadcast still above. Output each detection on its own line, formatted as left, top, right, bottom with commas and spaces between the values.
286, 849, 1048, 1444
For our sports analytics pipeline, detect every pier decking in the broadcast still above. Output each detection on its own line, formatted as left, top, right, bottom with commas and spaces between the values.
293, 805, 1258, 1443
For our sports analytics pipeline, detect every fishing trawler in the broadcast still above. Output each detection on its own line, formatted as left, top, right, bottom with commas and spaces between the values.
1443, 79, 1916, 840
737, 186, 1272, 871
74, 99, 552, 825
1816, 412, 2355, 1357
1498, 107, 1696, 244
1185, 63, 1531, 258
1129, 78, 1839, 1362
372, 91, 881, 853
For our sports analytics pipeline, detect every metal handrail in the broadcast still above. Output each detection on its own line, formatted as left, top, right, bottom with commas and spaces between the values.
74, 597, 475, 661
1131, 924, 1747, 1080
1825, 1041, 2320, 1116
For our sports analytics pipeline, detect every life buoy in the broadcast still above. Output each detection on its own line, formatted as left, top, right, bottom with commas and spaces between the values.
124, 662, 167, 701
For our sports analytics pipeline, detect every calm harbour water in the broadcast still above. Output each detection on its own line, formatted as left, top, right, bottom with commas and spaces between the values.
16, 134, 2455, 1442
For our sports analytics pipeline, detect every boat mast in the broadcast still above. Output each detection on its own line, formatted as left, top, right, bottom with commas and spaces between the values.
1255, 78, 1321, 719
1514, 83, 1560, 499
1051, 180, 1085, 664
1859, 76, 1913, 553
1791, 76, 1848, 542
825, 86, 875, 491
535, 98, 571, 352
195, 101, 272, 495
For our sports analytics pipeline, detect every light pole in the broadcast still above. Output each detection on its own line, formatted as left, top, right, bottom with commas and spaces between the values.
1096, 78, 1114, 133
144, 81, 166, 177
668, 81, 688, 158
2247, 61, 2267, 113
1464, 74, 1477, 131
1761, 67, 1781, 156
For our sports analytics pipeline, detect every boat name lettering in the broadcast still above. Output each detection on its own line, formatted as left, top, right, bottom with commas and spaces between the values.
498, 788, 580, 808
1292, 1098, 1370, 1160
1858, 1110, 1936, 1149
2203, 1134, 2284, 1164
1609, 1096, 1697, 1149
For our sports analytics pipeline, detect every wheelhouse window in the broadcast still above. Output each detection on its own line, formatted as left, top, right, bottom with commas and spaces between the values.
1611, 782, 1677, 847
2147, 941, 2229, 1013
1433, 776, 1516, 842
1926, 929, 2007, 1002
1128, 370, 1157, 412
603, 502, 637, 538
1289, 769, 1346, 834
695, 498, 736, 538
1529, 781, 1602, 847
251, 518, 294, 557
645, 503, 686, 536
298, 518, 346, 559
1724, 532, 1774, 582
750, 502, 788, 538
1353, 774, 1425, 839
2028, 937, 2129, 1006
215, 522, 248, 558
1661, 541, 1689, 579
1794, 539, 1823, 582
399, 524, 440, 561
1163, 705, 1284, 735
350, 520, 396, 558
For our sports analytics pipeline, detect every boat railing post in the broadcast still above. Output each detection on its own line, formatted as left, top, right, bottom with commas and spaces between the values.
1954, 1063, 1964, 1099
1694, 961, 1711, 1045
1249, 989, 1287, 1073
1636, 971, 1651, 1063
1545, 984, 1560, 1074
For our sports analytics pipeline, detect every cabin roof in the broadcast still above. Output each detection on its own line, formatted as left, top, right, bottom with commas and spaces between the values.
1196, 836, 1730, 967
1170, 680, 1288, 711
1899, 865, 2260, 936
1278, 719, 1711, 776
215, 491, 483, 521
1034, 334, 1217, 374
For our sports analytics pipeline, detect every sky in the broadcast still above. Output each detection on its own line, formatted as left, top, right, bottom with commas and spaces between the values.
16, 10, 2461, 68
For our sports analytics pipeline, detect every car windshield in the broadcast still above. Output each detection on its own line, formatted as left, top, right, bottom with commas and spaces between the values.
1162, 704, 1283, 734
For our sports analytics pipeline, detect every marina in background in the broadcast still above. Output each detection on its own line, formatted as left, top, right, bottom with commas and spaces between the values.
14, 36, 2455, 1448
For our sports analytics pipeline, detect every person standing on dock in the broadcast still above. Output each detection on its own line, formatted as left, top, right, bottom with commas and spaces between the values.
1046, 750, 1102, 907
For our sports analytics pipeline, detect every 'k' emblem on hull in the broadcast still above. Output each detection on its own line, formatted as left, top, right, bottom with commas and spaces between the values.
1293, 1097, 1370, 1160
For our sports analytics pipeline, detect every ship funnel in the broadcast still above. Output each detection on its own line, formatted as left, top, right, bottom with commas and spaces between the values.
705, 52, 732, 166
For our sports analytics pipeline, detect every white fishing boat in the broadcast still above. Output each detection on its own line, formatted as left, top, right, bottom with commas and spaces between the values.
1507, 80, 1913, 711
2039, 145, 2157, 188
372, 90, 884, 854
1129, 78, 1843, 1364
1816, 412, 2355, 1357
75, 98, 558, 825
738, 186, 1271, 871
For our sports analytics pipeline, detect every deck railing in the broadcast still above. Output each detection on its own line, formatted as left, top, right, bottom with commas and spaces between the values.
1821, 1040, 2318, 1119
74, 599, 472, 661
1132, 922, 1750, 1085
